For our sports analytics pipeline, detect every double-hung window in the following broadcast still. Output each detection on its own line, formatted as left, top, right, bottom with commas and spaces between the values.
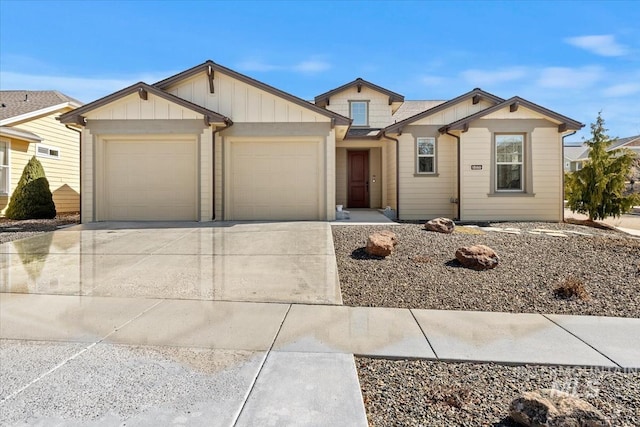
495, 134, 524, 191
349, 101, 368, 126
0, 140, 9, 194
416, 137, 436, 174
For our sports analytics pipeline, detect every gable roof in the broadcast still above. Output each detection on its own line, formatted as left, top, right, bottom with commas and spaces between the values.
384, 88, 504, 133
439, 96, 584, 133
58, 82, 230, 126
391, 100, 447, 122
314, 77, 404, 107
0, 126, 43, 143
154, 60, 351, 126
0, 90, 82, 124
564, 145, 588, 161
610, 134, 640, 150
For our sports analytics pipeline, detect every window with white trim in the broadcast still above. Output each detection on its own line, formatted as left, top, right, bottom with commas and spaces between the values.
495, 134, 524, 191
349, 101, 368, 126
416, 137, 436, 174
35, 144, 60, 159
0, 140, 9, 194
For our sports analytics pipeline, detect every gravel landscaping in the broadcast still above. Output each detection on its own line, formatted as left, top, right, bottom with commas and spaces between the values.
332, 222, 640, 318
0, 214, 79, 245
357, 357, 640, 426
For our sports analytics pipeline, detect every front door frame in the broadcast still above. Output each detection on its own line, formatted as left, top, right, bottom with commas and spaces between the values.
347, 149, 369, 208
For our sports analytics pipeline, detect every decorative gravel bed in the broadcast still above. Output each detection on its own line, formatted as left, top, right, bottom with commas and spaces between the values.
0, 214, 79, 245
332, 223, 640, 317
357, 358, 640, 426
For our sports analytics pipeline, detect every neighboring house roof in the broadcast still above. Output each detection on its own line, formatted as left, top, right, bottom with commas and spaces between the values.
565, 134, 640, 161
0, 126, 43, 143
391, 100, 447, 123
610, 134, 640, 150
384, 88, 504, 133
439, 96, 584, 133
314, 77, 405, 107
564, 145, 588, 161
58, 82, 231, 126
154, 60, 351, 126
0, 90, 82, 125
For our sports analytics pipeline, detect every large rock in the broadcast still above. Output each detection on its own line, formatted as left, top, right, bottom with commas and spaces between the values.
425, 217, 455, 234
510, 389, 611, 427
365, 230, 397, 257
455, 244, 499, 270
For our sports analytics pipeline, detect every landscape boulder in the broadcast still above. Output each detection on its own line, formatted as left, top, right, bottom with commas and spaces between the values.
425, 217, 455, 234
365, 230, 397, 257
509, 389, 610, 427
455, 244, 499, 270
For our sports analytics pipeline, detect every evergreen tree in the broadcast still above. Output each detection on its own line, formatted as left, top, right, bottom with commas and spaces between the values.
5, 156, 56, 219
566, 113, 639, 220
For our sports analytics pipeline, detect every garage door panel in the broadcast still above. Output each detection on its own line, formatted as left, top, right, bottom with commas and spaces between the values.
230, 141, 321, 221
105, 140, 197, 221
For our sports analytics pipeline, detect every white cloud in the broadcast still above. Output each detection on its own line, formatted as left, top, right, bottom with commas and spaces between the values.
602, 82, 640, 97
460, 67, 528, 86
565, 35, 628, 57
536, 66, 603, 89
292, 60, 331, 73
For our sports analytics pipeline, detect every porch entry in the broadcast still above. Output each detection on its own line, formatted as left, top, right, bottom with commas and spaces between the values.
347, 150, 369, 208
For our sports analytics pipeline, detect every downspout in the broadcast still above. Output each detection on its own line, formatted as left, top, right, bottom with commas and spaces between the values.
65, 125, 82, 220
445, 130, 461, 221
211, 118, 233, 220
561, 130, 577, 222
381, 131, 400, 220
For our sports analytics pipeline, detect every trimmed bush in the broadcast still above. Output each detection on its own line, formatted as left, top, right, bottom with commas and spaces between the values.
5, 156, 56, 219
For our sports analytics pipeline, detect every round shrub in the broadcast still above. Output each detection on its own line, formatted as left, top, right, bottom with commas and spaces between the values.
5, 156, 56, 219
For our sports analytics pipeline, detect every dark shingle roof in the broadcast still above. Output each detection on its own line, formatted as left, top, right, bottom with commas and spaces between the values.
0, 90, 82, 121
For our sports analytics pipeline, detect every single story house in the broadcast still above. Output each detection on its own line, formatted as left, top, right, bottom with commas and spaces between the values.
1, 91, 83, 215
564, 135, 640, 172
58, 60, 583, 223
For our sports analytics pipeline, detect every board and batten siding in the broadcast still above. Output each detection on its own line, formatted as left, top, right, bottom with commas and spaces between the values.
165, 72, 331, 124
2, 110, 80, 215
407, 98, 495, 126
460, 121, 563, 221
324, 86, 392, 128
84, 92, 204, 121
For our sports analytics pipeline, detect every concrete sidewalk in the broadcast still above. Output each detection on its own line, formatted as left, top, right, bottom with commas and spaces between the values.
2, 294, 638, 425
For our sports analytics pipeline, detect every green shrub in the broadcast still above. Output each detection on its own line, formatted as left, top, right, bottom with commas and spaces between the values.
5, 156, 56, 219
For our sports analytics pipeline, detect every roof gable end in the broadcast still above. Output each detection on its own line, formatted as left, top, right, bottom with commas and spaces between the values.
0, 90, 83, 125
314, 78, 404, 107
58, 82, 230, 126
154, 60, 351, 126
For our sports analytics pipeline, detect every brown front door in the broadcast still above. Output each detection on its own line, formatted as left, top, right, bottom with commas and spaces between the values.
348, 150, 369, 208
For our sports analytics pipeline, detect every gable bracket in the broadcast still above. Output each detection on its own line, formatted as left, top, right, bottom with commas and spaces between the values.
462, 123, 469, 133
208, 65, 215, 93
357, 83, 362, 93
558, 123, 568, 133
73, 115, 87, 126
397, 127, 403, 136
326, 97, 330, 106
472, 94, 480, 105
510, 101, 519, 112
388, 96, 393, 106
331, 118, 335, 129
138, 88, 148, 100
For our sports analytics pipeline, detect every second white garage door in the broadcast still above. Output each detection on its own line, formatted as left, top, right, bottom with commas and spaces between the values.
104, 139, 197, 221
229, 140, 322, 220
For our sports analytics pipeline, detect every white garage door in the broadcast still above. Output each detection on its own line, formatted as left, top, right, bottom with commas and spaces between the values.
229, 141, 321, 220
104, 139, 197, 221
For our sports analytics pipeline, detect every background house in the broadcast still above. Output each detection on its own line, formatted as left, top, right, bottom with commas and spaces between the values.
0, 91, 82, 215
59, 60, 582, 223
564, 135, 640, 172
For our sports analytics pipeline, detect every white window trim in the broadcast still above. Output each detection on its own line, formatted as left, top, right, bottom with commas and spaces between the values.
495, 134, 524, 192
416, 137, 437, 174
349, 100, 369, 127
0, 137, 10, 195
35, 143, 61, 160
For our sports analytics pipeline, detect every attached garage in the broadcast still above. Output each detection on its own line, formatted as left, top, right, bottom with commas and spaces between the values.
226, 139, 323, 220
103, 139, 197, 221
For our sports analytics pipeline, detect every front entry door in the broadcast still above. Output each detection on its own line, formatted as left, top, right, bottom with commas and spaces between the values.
348, 150, 369, 208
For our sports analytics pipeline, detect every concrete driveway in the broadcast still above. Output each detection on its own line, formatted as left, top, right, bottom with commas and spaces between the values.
0, 222, 367, 426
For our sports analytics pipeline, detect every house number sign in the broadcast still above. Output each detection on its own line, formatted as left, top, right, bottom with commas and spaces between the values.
471, 165, 483, 170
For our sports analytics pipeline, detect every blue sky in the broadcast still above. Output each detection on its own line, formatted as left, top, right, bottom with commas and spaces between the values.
1, 0, 639, 142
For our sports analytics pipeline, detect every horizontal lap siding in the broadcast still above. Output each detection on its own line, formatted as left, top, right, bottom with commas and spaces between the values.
7, 112, 80, 213
461, 125, 562, 221
398, 133, 456, 220
166, 73, 330, 124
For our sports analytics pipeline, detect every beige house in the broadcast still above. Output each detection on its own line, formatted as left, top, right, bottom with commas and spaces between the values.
1, 91, 82, 215
59, 60, 583, 223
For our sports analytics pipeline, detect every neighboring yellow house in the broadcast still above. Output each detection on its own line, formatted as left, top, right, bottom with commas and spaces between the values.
0, 91, 82, 215
59, 60, 583, 223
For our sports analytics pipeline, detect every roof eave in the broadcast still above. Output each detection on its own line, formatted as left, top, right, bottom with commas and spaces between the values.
0, 126, 43, 143
0, 102, 79, 126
